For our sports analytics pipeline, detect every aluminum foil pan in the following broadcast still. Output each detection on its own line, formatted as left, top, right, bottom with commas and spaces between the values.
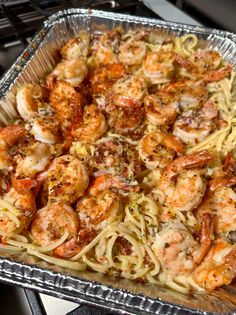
0, 9, 236, 315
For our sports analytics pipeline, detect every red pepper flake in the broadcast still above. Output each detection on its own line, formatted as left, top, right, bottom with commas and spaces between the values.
23, 51, 30, 59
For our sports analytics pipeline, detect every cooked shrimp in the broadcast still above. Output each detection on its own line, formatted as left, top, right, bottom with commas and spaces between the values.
144, 92, 178, 126
79, 175, 125, 218
142, 51, 176, 84
98, 28, 122, 50
12, 176, 38, 196
89, 174, 139, 195
31, 202, 78, 247
30, 116, 60, 144
178, 50, 232, 82
51, 58, 88, 87
158, 169, 208, 214
139, 131, 184, 169
213, 186, 236, 236
157, 151, 215, 212
0, 187, 36, 236
223, 152, 235, 174
107, 106, 144, 138
54, 176, 123, 258
173, 101, 218, 146
162, 79, 208, 111
153, 213, 213, 276
61, 32, 90, 60
173, 117, 211, 147
77, 190, 121, 231
111, 75, 147, 108
119, 31, 147, 66
16, 142, 51, 177
189, 50, 222, 73
16, 84, 47, 121
47, 155, 89, 204
198, 175, 236, 237
91, 137, 141, 179
71, 104, 107, 143
49, 81, 82, 136
209, 175, 236, 192
16, 84, 60, 143
192, 239, 236, 290
0, 125, 26, 171
91, 64, 126, 96
204, 64, 232, 82
90, 41, 118, 67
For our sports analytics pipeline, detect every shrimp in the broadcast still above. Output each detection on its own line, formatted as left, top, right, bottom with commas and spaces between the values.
61, 32, 90, 60
16, 84, 47, 121
173, 117, 211, 147
16, 84, 60, 144
91, 137, 141, 179
178, 50, 232, 82
173, 101, 218, 146
71, 104, 107, 143
89, 174, 139, 195
189, 50, 222, 73
118, 31, 147, 66
0, 187, 36, 236
31, 202, 78, 248
54, 175, 123, 258
111, 75, 147, 108
152, 213, 213, 276
209, 175, 236, 192
107, 106, 145, 138
51, 58, 88, 87
138, 131, 184, 169
162, 79, 208, 111
157, 151, 215, 212
204, 64, 232, 83
98, 28, 122, 49
49, 81, 82, 136
91, 64, 126, 97
223, 152, 235, 174
89, 40, 118, 67
15, 142, 51, 177
76, 190, 121, 232
192, 239, 236, 290
12, 176, 38, 197
142, 51, 176, 84
144, 92, 178, 126
0, 125, 26, 171
213, 186, 236, 236
47, 155, 89, 204
30, 115, 60, 144
198, 175, 236, 237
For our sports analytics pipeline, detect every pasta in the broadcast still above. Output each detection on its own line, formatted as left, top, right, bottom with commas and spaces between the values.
0, 28, 236, 294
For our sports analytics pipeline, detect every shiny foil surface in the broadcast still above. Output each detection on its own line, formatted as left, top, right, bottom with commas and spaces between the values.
0, 9, 236, 315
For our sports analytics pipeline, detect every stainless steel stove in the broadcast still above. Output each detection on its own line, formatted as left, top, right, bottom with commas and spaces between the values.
0, 1, 234, 314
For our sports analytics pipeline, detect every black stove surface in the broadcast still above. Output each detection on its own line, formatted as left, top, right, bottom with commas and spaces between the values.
0, 0, 161, 76
0, 0, 160, 42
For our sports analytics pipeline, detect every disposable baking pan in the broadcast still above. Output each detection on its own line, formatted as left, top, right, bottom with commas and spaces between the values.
0, 8, 236, 315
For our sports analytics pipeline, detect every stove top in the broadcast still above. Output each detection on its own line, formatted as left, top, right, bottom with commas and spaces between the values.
0, 0, 161, 76
0, 0, 160, 42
